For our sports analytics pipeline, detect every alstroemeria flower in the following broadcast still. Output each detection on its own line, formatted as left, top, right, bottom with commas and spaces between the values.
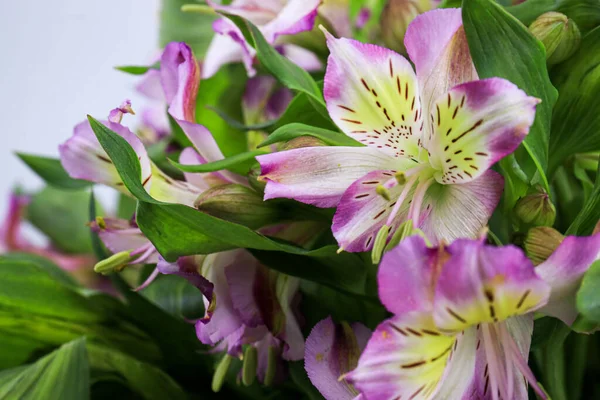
158, 249, 304, 384
305, 317, 371, 400
344, 233, 600, 399
203, 0, 322, 78
257, 8, 540, 252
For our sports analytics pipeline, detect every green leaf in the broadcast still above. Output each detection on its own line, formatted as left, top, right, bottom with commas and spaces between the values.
549, 27, 600, 171
17, 153, 91, 190
507, 0, 600, 34
27, 186, 98, 254
170, 149, 266, 173
140, 274, 204, 320
206, 106, 276, 131
159, 0, 217, 57
259, 123, 363, 148
2, 253, 79, 288
223, 14, 325, 107
576, 260, 600, 323
114, 62, 160, 75
87, 343, 186, 400
566, 163, 600, 235
0, 338, 89, 400
462, 0, 558, 190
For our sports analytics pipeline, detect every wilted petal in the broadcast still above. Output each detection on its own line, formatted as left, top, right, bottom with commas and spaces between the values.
108, 100, 135, 124
405, 8, 477, 115
332, 169, 415, 252
305, 317, 371, 400
433, 239, 550, 333
257, 146, 397, 208
323, 29, 423, 159
347, 312, 456, 399
536, 233, 600, 325
426, 79, 539, 185
59, 120, 152, 193
378, 235, 438, 315
203, 19, 256, 78
262, 0, 321, 42
161, 42, 200, 122
419, 170, 504, 244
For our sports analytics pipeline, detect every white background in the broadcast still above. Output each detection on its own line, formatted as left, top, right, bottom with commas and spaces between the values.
0, 1, 160, 218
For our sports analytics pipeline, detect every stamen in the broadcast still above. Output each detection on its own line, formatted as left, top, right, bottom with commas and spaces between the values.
376, 185, 391, 201
407, 178, 434, 225
481, 324, 506, 400
384, 173, 420, 226
134, 266, 160, 292
130, 242, 156, 265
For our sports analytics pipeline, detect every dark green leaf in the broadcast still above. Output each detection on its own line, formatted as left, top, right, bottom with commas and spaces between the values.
463, 0, 558, 189
0, 338, 89, 400
576, 260, 600, 323
27, 186, 98, 254
549, 27, 600, 171
140, 275, 204, 320
87, 344, 186, 400
159, 0, 217, 57
259, 123, 363, 148
170, 149, 266, 173
2, 252, 79, 288
507, 0, 600, 34
17, 153, 91, 190
566, 163, 600, 235
206, 106, 276, 131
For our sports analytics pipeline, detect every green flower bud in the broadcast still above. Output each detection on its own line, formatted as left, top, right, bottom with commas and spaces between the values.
194, 184, 279, 229
248, 164, 266, 193
280, 136, 327, 151
381, 0, 432, 54
529, 12, 581, 65
514, 186, 556, 227
524, 226, 564, 265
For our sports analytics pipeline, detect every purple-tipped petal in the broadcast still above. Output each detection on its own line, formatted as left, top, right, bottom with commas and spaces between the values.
536, 233, 600, 325
108, 100, 134, 124
59, 119, 152, 193
319, 0, 352, 37
378, 235, 438, 315
161, 42, 200, 122
257, 146, 397, 208
203, 19, 256, 78
262, 0, 321, 42
305, 317, 371, 400
426, 79, 540, 185
432, 239, 550, 333
419, 170, 504, 244
332, 169, 415, 252
243, 76, 278, 123
323, 29, 423, 159
347, 312, 458, 400
405, 8, 477, 114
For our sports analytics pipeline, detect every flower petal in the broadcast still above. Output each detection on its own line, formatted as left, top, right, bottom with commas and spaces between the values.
323, 30, 423, 159
426, 79, 540, 184
161, 42, 200, 122
59, 120, 152, 192
257, 146, 397, 208
157, 256, 215, 305
305, 317, 370, 400
91, 218, 159, 264
178, 147, 231, 190
319, 0, 352, 37
347, 312, 456, 400
280, 44, 323, 72
276, 274, 305, 361
135, 69, 165, 101
536, 233, 600, 325
207, 0, 279, 25
203, 19, 256, 78
262, 0, 321, 42
419, 170, 504, 244
147, 164, 202, 207
332, 169, 415, 252
405, 8, 477, 116
433, 239, 550, 333
378, 235, 438, 315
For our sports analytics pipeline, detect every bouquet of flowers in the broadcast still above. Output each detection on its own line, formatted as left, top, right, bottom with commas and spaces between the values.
4, 0, 600, 398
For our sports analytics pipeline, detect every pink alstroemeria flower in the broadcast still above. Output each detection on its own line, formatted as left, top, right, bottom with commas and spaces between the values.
257, 8, 540, 252
158, 249, 305, 383
340, 234, 600, 400
203, 0, 323, 78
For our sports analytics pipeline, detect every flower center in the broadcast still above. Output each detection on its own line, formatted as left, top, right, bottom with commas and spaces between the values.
384, 163, 436, 226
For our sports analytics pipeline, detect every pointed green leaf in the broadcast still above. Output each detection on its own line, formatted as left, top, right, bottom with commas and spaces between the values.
17, 153, 91, 190
259, 123, 363, 148
169, 149, 266, 173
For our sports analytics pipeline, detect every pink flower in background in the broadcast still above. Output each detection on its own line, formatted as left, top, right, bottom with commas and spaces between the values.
258, 9, 539, 252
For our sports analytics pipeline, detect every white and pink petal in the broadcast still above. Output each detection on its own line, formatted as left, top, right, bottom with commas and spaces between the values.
161, 42, 200, 122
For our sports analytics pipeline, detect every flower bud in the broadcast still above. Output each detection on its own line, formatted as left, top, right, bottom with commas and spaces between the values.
514, 186, 556, 227
194, 184, 279, 229
248, 165, 266, 193
381, 0, 432, 54
524, 226, 564, 265
280, 136, 327, 151
529, 12, 581, 65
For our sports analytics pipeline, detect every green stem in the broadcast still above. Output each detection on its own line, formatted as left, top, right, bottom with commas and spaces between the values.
567, 333, 589, 400
543, 324, 570, 400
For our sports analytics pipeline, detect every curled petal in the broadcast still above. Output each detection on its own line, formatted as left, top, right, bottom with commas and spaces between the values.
536, 233, 600, 325
203, 19, 256, 78
405, 8, 477, 115
433, 239, 550, 333
332, 169, 415, 252
59, 120, 152, 193
347, 312, 456, 400
419, 170, 504, 244
323, 29, 423, 159
257, 146, 397, 208
157, 256, 215, 306
427, 79, 540, 185
161, 42, 200, 122
305, 317, 371, 400
378, 235, 438, 315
